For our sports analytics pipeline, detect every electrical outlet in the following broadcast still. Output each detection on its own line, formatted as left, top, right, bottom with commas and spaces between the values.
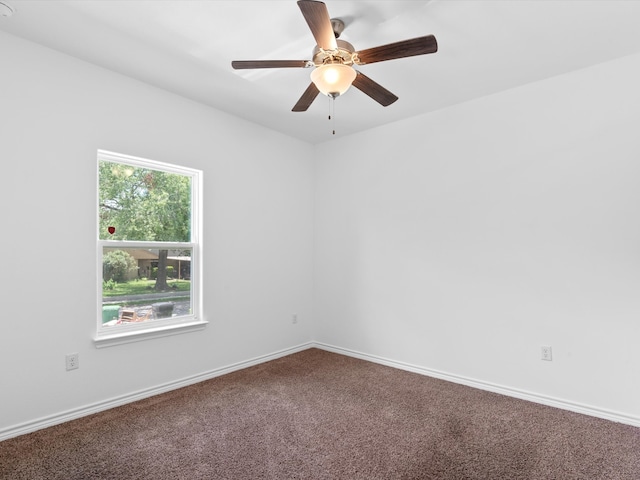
292, 314, 298, 324
541, 346, 552, 361
66, 353, 79, 371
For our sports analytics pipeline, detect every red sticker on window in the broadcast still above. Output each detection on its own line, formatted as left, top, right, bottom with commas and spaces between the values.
108, 226, 115, 234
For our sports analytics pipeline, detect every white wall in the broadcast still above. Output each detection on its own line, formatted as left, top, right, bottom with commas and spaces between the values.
0, 31, 314, 434
314, 53, 640, 422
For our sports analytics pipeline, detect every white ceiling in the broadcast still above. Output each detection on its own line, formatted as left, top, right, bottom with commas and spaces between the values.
2, 0, 640, 144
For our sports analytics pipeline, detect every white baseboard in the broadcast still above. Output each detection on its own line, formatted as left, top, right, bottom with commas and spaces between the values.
0, 342, 314, 442
3, 340, 637, 442
312, 342, 640, 428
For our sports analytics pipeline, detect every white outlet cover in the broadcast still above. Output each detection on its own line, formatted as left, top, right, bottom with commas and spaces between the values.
66, 353, 79, 370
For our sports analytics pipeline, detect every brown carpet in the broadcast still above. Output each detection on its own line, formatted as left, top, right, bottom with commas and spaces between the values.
1, 348, 639, 479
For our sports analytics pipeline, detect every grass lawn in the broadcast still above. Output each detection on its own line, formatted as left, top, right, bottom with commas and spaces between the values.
103, 279, 190, 297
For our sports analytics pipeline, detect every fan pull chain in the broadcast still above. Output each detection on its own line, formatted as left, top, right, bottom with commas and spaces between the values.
328, 95, 336, 135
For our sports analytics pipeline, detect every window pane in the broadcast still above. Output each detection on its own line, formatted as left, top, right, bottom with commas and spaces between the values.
99, 161, 191, 242
102, 247, 192, 327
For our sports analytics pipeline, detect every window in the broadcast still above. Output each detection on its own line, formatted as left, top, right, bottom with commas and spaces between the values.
95, 150, 204, 347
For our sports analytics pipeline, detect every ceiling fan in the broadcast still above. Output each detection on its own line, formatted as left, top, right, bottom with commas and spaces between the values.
231, 0, 438, 112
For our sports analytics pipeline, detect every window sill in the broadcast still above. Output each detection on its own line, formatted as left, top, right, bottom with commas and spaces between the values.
94, 319, 208, 348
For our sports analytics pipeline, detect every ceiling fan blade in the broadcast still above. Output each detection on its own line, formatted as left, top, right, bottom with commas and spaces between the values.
292, 83, 320, 112
297, 0, 338, 51
356, 35, 438, 65
351, 71, 398, 107
232, 60, 310, 69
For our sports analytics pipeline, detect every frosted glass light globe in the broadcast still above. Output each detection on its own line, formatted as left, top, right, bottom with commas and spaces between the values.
310, 64, 357, 97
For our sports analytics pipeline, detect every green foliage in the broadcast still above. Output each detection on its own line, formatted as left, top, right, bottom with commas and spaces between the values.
103, 250, 138, 283
103, 278, 117, 291
150, 266, 174, 279
98, 161, 191, 242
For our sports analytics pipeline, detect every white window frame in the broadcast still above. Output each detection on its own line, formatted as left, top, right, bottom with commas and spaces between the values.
95, 150, 205, 348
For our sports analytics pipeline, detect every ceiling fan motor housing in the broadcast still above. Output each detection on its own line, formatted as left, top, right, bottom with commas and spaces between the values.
312, 39, 357, 66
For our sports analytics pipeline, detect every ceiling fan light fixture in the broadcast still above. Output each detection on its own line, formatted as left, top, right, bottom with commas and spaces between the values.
310, 63, 356, 97
231, 1, 437, 113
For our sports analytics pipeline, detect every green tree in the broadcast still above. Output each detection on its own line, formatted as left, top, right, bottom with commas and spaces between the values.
99, 161, 191, 291
103, 250, 138, 283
